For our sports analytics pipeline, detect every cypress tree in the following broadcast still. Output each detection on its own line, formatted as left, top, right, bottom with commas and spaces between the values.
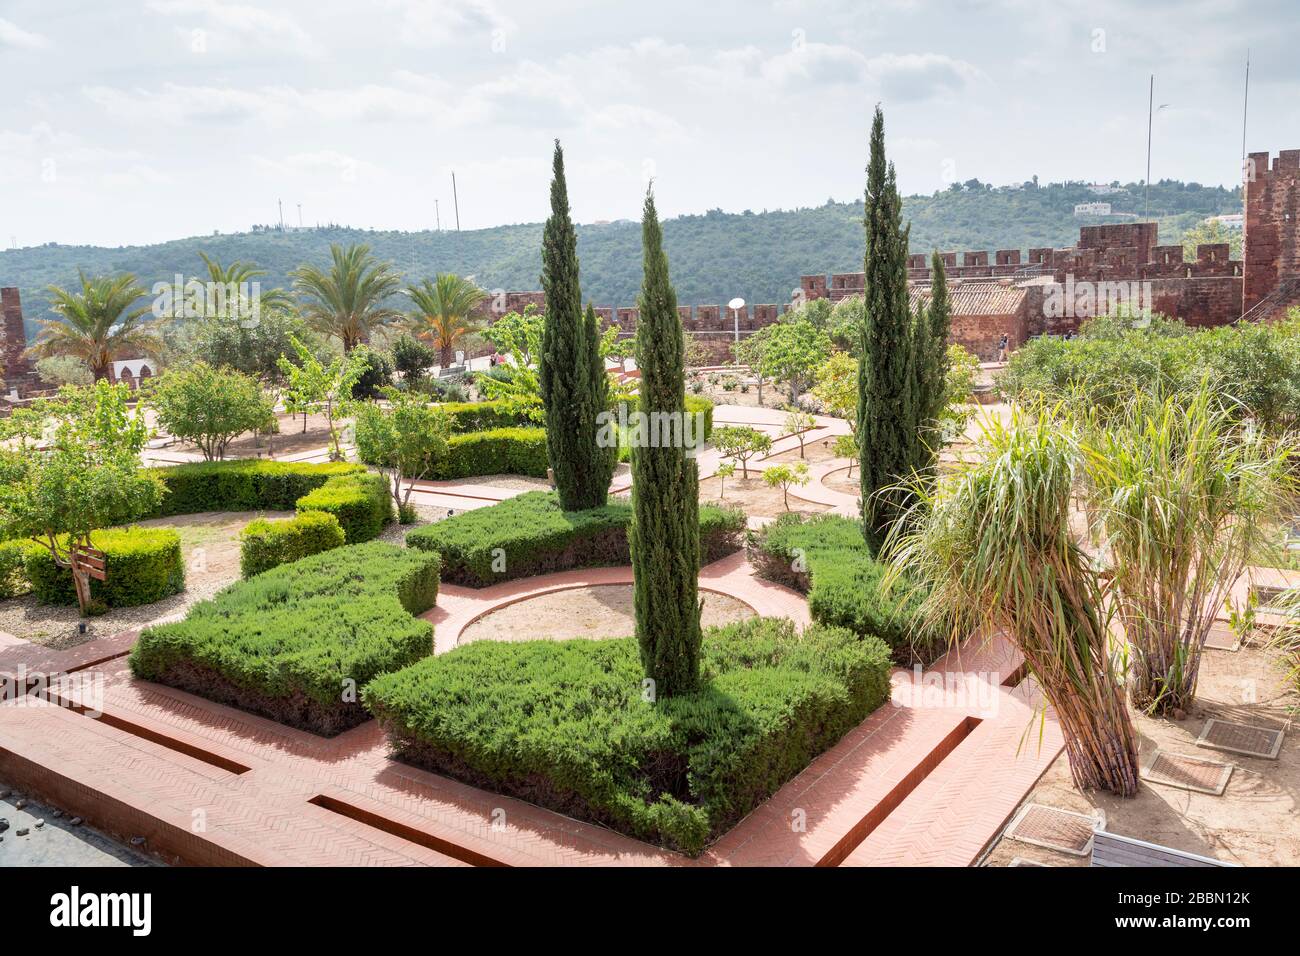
914, 251, 952, 475
858, 105, 916, 550
629, 186, 701, 697
539, 140, 610, 510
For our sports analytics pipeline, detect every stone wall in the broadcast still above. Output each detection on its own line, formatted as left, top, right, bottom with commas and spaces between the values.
1, 287, 40, 396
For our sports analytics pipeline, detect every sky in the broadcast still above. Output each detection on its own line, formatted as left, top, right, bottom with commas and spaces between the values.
0, 0, 1296, 247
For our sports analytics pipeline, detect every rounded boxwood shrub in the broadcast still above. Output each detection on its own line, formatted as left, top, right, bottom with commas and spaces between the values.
240, 511, 346, 578
23, 527, 185, 609
296, 472, 392, 544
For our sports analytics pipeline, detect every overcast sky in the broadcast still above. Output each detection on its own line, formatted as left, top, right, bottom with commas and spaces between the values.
1, 0, 1295, 247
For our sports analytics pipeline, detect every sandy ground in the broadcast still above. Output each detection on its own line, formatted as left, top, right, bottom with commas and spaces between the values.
449, 474, 552, 492
458, 584, 755, 645
0, 784, 158, 866
984, 637, 1300, 867
765, 440, 841, 466
701, 475, 830, 518
0, 510, 292, 649
822, 466, 861, 501
164, 411, 346, 459
690, 378, 793, 411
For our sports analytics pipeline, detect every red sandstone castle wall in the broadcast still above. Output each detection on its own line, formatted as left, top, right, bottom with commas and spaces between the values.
1244, 150, 1300, 314
1, 287, 40, 396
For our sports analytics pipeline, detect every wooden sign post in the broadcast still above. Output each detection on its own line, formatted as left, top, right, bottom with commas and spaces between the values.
68, 541, 107, 613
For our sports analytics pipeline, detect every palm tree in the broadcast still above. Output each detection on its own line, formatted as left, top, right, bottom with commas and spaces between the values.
290, 243, 403, 352
27, 272, 161, 381
198, 252, 293, 313
404, 273, 487, 369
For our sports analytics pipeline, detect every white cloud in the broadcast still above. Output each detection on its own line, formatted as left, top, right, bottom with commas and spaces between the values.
0, 17, 50, 50
381, 0, 513, 48
145, 0, 323, 57
866, 52, 986, 102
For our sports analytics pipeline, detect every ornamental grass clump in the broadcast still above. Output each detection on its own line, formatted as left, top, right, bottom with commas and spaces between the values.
886, 408, 1140, 796
1079, 386, 1299, 715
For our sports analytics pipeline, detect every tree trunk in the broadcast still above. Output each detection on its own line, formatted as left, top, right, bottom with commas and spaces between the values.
439, 344, 454, 369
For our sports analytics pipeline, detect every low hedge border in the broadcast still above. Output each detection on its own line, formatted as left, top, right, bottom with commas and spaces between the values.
129, 542, 439, 736
747, 513, 941, 664
406, 491, 746, 587
240, 511, 346, 578
147, 459, 366, 516
23, 527, 186, 609
432, 427, 549, 480
364, 616, 892, 856
437, 400, 532, 434
295, 472, 392, 544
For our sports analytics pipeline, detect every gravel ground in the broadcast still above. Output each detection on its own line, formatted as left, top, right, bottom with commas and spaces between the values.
379, 503, 450, 545
450, 474, 552, 492
0, 784, 159, 867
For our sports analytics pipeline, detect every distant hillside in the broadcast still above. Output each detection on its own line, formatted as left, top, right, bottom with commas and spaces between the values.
1, 178, 1240, 338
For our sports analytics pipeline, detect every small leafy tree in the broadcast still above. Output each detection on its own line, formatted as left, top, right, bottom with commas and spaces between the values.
0, 382, 164, 614
811, 351, 858, 433
734, 333, 769, 405
782, 410, 816, 458
755, 319, 831, 404
762, 461, 810, 510
277, 335, 365, 461
483, 305, 544, 366
833, 433, 858, 477
146, 362, 276, 461
716, 460, 735, 499
354, 388, 451, 517
391, 333, 435, 385
711, 425, 772, 478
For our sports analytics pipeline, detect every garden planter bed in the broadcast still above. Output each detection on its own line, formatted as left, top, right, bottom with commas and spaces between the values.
364, 617, 892, 855
129, 542, 439, 737
406, 491, 745, 587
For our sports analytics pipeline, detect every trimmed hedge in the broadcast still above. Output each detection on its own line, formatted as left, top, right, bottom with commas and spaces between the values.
684, 395, 714, 441
437, 400, 532, 434
147, 460, 366, 516
23, 528, 185, 609
364, 616, 892, 856
431, 427, 550, 480
240, 511, 346, 578
406, 491, 746, 586
130, 542, 439, 736
748, 513, 940, 663
296, 471, 392, 543
0, 540, 32, 600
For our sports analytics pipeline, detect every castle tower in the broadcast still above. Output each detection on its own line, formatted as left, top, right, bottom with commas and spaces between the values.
1243, 150, 1300, 315
1, 287, 39, 396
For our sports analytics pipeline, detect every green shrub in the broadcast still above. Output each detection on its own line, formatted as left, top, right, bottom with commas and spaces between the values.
437, 400, 533, 434
240, 511, 346, 578
406, 491, 745, 586
130, 543, 438, 736
296, 472, 392, 544
364, 616, 891, 856
684, 395, 715, 440
148, 460, 366, 516
749, 513, 939, 662
0, 540, 32, 600
23, 527, 185, 608
432, 427, 549, 480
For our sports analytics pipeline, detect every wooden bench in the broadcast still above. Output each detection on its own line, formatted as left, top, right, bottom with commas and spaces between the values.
1090, 830, 1237, 867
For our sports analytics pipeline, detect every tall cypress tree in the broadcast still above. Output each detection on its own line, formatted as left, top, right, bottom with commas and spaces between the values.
914, 251, 952, 476
539, 140, 610, 510
858, 105, 916, 550
629, 186, 701, 697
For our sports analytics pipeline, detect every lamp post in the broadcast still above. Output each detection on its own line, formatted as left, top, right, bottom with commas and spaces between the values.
728, 296, 745, 348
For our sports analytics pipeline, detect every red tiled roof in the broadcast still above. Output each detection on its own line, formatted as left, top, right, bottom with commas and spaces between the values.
908, 280, 1027, 316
